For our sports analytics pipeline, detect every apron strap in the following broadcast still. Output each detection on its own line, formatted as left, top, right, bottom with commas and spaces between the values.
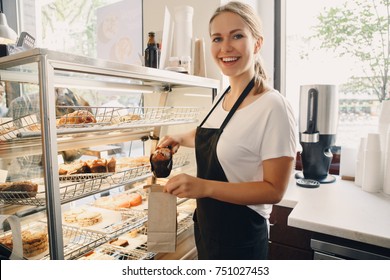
198, 86, 230, 127
220, 78, 255, 130
199, 78, 255, 130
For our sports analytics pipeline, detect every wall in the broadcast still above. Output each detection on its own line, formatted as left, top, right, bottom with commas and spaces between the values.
258, 1, 275, 86
143, 0, 275, 91
143, 0, 222, 84
2, 0, 18, 32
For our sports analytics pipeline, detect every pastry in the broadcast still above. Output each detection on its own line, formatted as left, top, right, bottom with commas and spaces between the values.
150, 147, 173, 178
79, 251, 115, 260
107, 157, 116, 172
76, 211, 103, 227
151, 147, 172, 162
63, 208, 86, 223
59, 160, 90, 175
59, 158, 116, 175
0, 230, 48, 258
57, 110, 96, 125
0, 125, 16, 137
0, 181, 38, 198
86, 159, 108, 173
93, 192, 142, 210
111, 114, 141, 124
26, 123, 41, 131
129, 229, 138, 238
128, 193, 142, 207
93, 196, 115, 209
0, 182, 12, 191
109, 238, 129, 247
116, 156, 149, 170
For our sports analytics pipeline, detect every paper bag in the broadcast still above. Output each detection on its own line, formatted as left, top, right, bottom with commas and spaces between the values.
147, 185, 177, 252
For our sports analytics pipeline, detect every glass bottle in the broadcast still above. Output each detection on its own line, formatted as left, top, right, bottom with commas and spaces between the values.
144, 32, 159, 68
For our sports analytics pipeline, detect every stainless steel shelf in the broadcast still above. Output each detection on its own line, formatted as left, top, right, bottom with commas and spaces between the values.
0, 48, 220, 90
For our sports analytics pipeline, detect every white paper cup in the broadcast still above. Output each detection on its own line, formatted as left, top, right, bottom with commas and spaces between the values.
354, 137, 366, 187
362, 133, 383, 193
340, 146, 357, 178
378, 100, 390, 152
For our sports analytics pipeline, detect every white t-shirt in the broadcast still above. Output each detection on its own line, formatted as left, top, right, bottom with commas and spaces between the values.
201, 88, 297, 219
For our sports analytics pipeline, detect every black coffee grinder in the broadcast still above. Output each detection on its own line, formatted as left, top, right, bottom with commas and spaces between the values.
296, 84, 339, 187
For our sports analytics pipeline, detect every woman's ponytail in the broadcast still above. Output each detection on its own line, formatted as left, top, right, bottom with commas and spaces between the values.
254, 54, 268, 93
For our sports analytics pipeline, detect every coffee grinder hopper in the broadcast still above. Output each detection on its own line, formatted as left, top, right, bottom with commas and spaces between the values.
296, 84, 339, 186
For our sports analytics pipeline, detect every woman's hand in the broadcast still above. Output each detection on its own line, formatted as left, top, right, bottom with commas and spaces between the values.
157, 129, 196, 153
157, 135, 182, 154
164, 174, 209, 199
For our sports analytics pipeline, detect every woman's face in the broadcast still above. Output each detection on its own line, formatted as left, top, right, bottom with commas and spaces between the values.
210, 12, 259, 80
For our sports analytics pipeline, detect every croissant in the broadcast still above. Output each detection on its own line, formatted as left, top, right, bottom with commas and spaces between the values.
57, 110, 96, 125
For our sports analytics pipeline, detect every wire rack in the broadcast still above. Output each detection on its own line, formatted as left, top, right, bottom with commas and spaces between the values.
177, 214, 194, 235
79, 211, 194, 260
76, 220, 154, 260
104, 210, 148, 238
0, 106, 200, 141
40, 224, 107, 260
81, 243, 155, 260
0, 114, 40, 141
118, 208, 148, 223
0, 153, 189, 206
0, 221, 106, 260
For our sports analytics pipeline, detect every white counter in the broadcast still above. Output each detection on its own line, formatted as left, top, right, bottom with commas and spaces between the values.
279, 175, 390, 249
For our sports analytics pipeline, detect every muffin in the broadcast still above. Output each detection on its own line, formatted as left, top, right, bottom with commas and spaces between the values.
150, 147, 173, 178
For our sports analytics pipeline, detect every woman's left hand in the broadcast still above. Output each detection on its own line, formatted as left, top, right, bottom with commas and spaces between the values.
164, 174, 207, 199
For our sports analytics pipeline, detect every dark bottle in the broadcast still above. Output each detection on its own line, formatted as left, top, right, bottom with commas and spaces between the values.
144, 32, 159, 68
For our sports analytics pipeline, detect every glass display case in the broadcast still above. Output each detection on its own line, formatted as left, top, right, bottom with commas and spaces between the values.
0, 48, 219, 260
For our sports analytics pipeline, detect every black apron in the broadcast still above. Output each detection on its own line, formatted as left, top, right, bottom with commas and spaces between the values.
194, 78, 268, 260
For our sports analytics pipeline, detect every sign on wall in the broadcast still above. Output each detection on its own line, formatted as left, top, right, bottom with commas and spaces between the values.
96, 0, 143, 66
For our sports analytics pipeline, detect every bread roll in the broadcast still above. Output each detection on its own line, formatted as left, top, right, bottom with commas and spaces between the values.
57, 110, 96, 125
107, 157, 116, 172
0, 181, 38, 198
59, 160, 90, 175
0, 230, 48, 258
76, 211, 103, 227
87, 159, 108, 173
111, 114, 141, 124
110, 238, 129, 247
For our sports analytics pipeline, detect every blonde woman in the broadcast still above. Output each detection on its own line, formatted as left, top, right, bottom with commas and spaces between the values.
160, 1, 296, 260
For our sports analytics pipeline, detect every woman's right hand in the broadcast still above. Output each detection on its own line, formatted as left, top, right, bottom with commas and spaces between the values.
157, 135, 181, 154
157, 129, 196, 153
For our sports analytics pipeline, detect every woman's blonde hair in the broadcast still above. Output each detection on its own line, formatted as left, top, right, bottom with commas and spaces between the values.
209, 1, 268, 93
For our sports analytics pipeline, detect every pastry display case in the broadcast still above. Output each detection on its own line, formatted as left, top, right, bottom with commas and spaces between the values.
0, 48, 219, 260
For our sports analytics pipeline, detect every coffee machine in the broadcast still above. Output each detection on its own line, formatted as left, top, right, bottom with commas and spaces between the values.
296, 84, 339, 186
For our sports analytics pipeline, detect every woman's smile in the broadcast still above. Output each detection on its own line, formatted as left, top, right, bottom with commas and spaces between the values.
220, 56, 240, 64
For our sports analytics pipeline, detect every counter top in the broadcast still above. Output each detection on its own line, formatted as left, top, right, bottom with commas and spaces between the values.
279, 175, 390, 249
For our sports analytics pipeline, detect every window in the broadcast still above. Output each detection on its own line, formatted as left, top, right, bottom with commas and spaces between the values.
284, 0, 388, 149
17, 0, 142, 64
1, 0, 144, 110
